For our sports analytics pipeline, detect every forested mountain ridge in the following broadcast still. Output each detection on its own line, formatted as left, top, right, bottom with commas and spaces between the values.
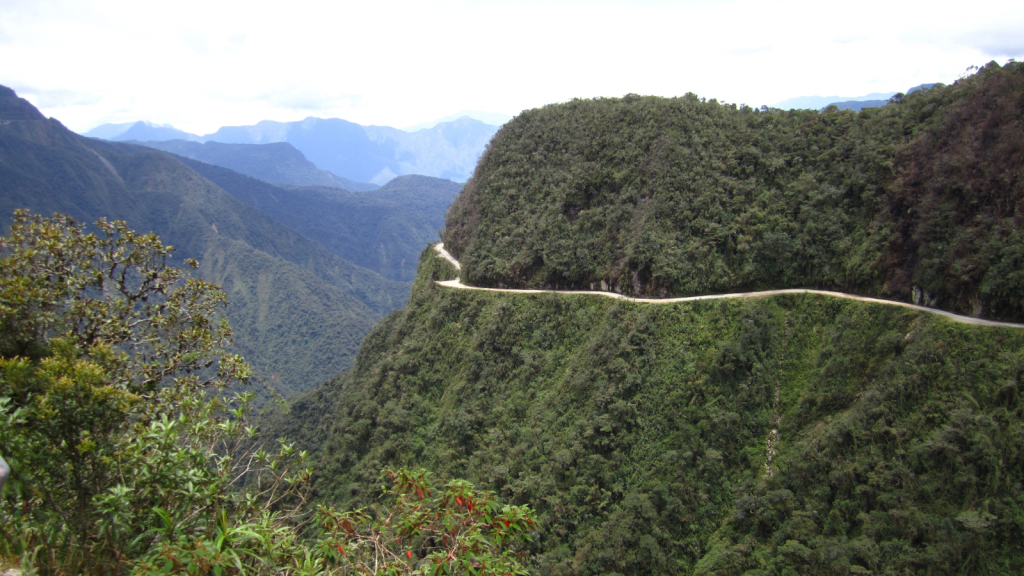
444, 61, 1024, 322
0, 87, 407, 396
257, 61, 1024, 575
174, 159, 461, 282
273, 245, 1024, 575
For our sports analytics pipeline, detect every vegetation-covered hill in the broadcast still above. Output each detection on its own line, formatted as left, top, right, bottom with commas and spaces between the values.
130, 139, 377, 191
178, 160, 461, 282
0, 87, 406, 396
274, 247, 1024, 575
445, 61, 1024, 322
258, 62, 1024, 575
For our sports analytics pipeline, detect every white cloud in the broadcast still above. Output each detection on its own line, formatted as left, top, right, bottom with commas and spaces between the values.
0, 0, 1020, 134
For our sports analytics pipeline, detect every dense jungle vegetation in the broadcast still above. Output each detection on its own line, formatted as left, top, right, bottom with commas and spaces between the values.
444, 61, 1024, 322
274, 247, 1024, 575
0, 214, 534, 575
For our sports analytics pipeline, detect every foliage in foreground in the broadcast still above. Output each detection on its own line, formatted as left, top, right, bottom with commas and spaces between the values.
317, 468, 535, 575
0, 211, 534, 575
0, 210, 314, 574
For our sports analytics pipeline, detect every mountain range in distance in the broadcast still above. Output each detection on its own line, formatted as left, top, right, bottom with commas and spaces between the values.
772, 83, 939, 111
0, 84, 457, 398
83, 113, 505, 185
403, 110, 513, 132
125, 139, 379, 192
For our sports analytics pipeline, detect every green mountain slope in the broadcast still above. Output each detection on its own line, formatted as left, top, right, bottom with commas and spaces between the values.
130, 139, 378, 191
280, 248, 1024, 575
266, 62, 1024, 575
0, 87, 405, 396
175, 159, 461, 282
445, 62, 1024, 322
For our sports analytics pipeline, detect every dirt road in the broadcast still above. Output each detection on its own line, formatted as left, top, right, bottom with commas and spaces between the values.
433, 243, 1024, 329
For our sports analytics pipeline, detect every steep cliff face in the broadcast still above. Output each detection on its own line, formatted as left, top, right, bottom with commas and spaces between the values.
444, 62, 1024, 322
278, 248, 1024, 575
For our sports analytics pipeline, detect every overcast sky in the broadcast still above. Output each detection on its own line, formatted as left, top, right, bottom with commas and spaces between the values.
2, 0, 1021, 135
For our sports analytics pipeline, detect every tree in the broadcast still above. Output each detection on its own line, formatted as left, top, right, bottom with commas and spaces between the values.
0, 210, 313, 575
0, 210, 537, 575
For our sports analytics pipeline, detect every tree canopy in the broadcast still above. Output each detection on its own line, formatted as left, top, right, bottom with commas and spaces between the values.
445, 61, 1024, 321
0, 210, 535, 575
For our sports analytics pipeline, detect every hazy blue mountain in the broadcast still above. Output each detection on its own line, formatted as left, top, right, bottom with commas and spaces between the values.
818, 84, 943, 112
773, 91, 896, 110
202, 116, 499, 184
84, 120, 202, 142
777, 83, 942, 112
81, 121, 141, 139
83, 114, 500, 184
172, 156, 461, 281
204, 117, 398, 183
820, 99, 889, 112
365, 116, 499, 182
116, 121, 202, 142
128, 139, 378, 191
403, 110, 511, 131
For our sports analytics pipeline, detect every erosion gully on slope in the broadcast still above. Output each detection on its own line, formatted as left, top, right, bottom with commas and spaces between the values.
432, 243, 1024, 330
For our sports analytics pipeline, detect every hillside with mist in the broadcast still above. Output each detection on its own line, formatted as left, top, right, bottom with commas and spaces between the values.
205, 115, 499, 184
128, 139, 377, 191
0, 85, 408, 397
267, 62, 1024, 575
178, 159, 461, 282
86, 114, 502, 184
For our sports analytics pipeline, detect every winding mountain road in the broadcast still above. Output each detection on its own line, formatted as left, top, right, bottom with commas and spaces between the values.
433, 243, 1024, 329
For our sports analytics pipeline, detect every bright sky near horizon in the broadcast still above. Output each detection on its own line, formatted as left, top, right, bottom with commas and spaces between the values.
1, 0, 1021, 135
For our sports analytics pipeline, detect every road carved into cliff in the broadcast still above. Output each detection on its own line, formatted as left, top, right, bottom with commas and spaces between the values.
433, 243, 1024, 329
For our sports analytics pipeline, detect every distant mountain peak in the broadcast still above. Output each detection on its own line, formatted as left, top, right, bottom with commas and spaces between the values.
403, 111, 512, 132
772, 91, 897, 110
772, 82, 942, 112
83, 120, 201, 142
